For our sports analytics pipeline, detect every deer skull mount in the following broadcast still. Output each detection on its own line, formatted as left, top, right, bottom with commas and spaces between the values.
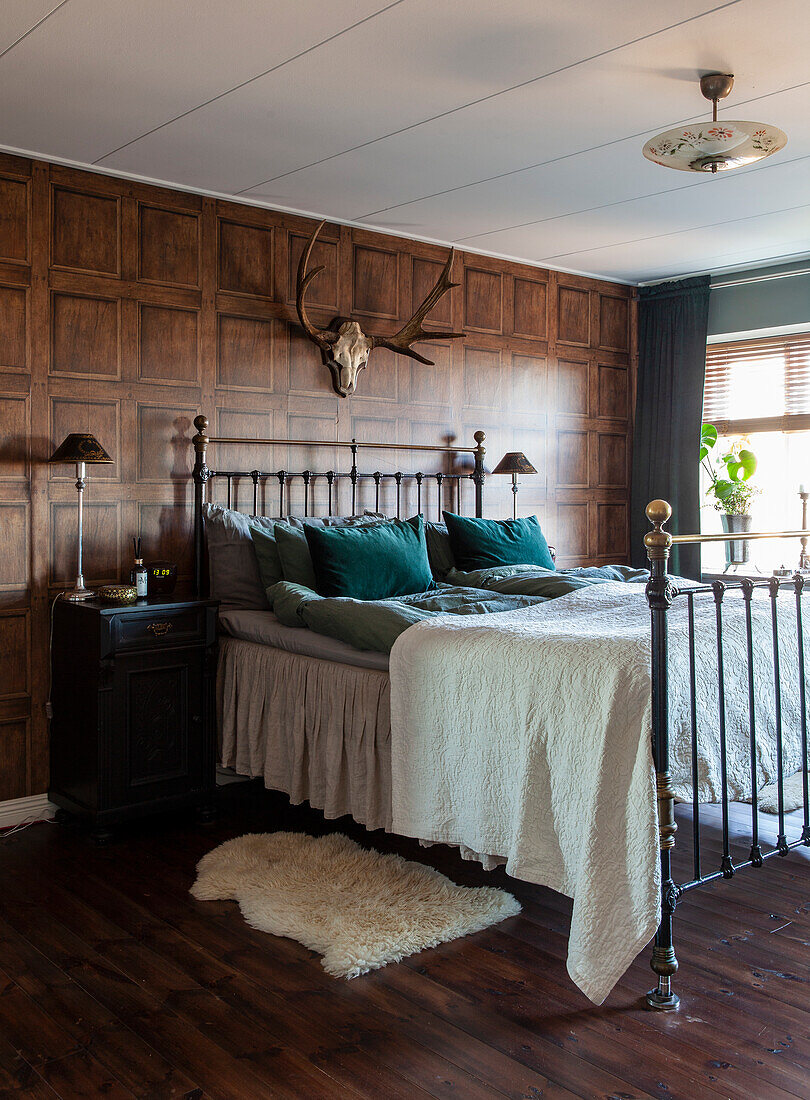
296, 221, 465, 398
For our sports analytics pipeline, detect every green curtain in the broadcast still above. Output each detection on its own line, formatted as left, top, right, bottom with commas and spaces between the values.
630, 276, 711, 579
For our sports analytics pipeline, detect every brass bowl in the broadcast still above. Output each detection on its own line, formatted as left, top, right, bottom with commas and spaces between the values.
97, 584, 138, 604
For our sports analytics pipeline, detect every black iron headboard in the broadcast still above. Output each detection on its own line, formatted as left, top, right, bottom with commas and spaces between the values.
190, 414, 487, 596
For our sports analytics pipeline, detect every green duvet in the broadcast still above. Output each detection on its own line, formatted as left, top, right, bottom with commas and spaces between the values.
268, 563, 649, 656
268, 581, 547, 655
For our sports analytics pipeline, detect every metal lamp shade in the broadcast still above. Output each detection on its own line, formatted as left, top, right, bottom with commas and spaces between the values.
49, 434, 114, 601
492, 452, 537, 519
49, 433, 113, 465
492, 452, 537, 476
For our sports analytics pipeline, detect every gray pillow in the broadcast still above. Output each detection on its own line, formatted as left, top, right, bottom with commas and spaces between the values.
202, 503, 277, 610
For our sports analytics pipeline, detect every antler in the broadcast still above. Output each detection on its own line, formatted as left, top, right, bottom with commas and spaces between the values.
373, 249, 465, 365
296, 220, 337, 352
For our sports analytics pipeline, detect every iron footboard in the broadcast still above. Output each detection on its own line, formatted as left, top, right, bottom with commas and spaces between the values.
644, 500, 810, 1010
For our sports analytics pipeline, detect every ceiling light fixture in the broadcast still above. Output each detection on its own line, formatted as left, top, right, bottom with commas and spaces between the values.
643, 73, 787, 174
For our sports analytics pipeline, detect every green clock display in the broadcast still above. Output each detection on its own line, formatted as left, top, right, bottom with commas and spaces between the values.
145, 560, 178, 595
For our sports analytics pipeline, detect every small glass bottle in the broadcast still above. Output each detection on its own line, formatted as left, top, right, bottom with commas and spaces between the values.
133, 557, 148, 598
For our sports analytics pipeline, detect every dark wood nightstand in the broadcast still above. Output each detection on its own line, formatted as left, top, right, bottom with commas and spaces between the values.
50, 594, 219, 842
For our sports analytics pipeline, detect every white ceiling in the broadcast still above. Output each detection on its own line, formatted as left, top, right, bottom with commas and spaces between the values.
2, 0, 809, 283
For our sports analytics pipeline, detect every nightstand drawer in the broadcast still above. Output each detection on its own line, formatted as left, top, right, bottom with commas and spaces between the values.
111, 606, 208, 652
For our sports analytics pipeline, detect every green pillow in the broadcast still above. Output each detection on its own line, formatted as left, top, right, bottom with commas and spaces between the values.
274, 523, 318, 589
248, 525, 284, 590
424, 521, 455, 579
442, 512, 555, 571
304, 515, 434, 600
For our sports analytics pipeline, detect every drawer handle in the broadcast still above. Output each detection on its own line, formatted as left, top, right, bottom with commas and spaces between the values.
146, 621, 172, 636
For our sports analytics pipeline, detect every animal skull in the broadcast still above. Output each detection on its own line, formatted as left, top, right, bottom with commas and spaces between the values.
295, 221, 465, 398
324, 320, 373, 397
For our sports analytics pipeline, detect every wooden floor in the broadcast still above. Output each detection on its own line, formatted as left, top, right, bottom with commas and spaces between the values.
0, 786, 808, 1100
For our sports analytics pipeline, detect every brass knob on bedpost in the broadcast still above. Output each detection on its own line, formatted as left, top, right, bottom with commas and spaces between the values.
645, 499, 672, 561
193, 414, 209, 443
193, 415, 209, 461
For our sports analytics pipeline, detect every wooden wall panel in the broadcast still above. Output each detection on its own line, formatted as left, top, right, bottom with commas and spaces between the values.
138, 304, 199, 384
0, 504, 29, 589
513, 277, 547, 339
464, 268, 503, 334
218, 219, 274, 299
51, 187, 120, 277
0, 177, 29, 264
352, 244, 398, 317
0, 286, 27, 370
0, 152, 635, 799
0, 396, 29, 480
50, 292, 120, 377
138, 204, 200, 288
0, 721, 27, 802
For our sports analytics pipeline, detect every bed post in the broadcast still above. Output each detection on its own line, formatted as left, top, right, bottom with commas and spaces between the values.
192, 414, 211, 597
473, 431, 486, 518
644, 499, 680, 1011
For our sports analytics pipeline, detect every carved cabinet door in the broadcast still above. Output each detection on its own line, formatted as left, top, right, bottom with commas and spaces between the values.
104, 646, 205, 810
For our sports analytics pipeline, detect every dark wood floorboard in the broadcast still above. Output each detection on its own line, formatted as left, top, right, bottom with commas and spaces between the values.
0, 784, 807, 1100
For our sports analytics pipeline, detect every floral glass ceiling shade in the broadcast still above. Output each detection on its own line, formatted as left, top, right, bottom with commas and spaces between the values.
643, 122, 787, 173
643, 73, 787, 173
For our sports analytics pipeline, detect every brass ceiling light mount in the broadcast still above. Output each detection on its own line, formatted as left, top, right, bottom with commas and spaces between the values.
643, 72, 787, 174
694, 72, 735, 173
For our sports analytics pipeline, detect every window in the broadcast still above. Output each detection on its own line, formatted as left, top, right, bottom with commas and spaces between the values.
704, 332, 810, 432
701, 331, 810, 574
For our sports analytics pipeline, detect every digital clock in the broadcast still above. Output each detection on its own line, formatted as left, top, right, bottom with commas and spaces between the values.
145, 560, 178, 595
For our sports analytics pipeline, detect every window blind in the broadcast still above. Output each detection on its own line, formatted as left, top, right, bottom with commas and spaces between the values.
704, 331, 810, 433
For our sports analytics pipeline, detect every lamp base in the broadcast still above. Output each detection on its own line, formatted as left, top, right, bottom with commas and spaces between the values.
63, 586, 95, 601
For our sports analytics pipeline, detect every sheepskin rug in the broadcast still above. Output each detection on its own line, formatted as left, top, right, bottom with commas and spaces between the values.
758, 771, 806, 815
191, 831, 521, 978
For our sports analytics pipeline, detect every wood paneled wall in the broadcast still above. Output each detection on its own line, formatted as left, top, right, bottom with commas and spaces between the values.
0, 152, 636, 799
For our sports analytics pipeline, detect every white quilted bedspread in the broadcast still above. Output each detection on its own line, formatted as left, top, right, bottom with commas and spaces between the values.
389, 580, 803, 1004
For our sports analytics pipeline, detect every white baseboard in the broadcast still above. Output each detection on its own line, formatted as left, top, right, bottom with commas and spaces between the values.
0, 793, 57, 828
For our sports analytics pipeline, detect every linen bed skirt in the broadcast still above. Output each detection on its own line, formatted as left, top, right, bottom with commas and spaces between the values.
218, 637, 394, 832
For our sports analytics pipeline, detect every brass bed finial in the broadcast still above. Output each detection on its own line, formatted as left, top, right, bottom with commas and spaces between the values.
645, 499, 673, 561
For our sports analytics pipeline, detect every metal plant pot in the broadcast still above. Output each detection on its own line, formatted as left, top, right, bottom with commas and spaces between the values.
721, 513, 752, 567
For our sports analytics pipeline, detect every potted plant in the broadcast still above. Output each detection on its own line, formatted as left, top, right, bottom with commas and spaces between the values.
700, 424, 759, 568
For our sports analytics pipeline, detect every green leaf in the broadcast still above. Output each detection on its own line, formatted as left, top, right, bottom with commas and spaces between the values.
700, 423, 718, 450
699, 424, 717, 461
713, 479, 735, 500
726, 450, 757, 482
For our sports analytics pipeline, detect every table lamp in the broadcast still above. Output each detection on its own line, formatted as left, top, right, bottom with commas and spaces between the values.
492, 452, 537, 519
48, 433, 114, 600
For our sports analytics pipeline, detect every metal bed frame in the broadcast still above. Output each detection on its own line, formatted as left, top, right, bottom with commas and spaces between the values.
191, 416, 810, 1010
191, 414, 488, 596
644, 500, 810, 1010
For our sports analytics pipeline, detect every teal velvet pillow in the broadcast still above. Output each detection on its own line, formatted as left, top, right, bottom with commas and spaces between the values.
304, 515, 434, 600
442, 512, 555, 571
